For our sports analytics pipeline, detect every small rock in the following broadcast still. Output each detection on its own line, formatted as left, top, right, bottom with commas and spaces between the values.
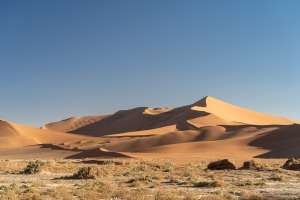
207, 159, 236, 170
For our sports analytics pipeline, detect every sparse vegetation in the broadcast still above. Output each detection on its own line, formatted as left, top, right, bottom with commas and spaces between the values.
240, 160, 261, 170
0, 159, 299, 200
72, 166, 101, 179
23, 160, 46, 174
268, 173, 285, 181
193, 180, 222, 187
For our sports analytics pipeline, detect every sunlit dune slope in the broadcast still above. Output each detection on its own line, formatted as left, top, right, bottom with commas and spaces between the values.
41, 115, 110, 132
192, 96, 297, 125
0, 119, 86, 148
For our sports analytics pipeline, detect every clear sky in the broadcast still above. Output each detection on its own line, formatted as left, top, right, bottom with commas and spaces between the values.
1, 0, 300, 127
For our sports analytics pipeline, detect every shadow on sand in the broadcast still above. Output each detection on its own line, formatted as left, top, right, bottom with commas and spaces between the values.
248, 124, 300, 158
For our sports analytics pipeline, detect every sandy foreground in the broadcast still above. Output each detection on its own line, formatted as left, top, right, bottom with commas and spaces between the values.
0, 158, 299, 199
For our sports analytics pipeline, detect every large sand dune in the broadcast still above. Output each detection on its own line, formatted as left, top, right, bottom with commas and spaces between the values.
1, 96, 299, 159
44, 96, 297, 137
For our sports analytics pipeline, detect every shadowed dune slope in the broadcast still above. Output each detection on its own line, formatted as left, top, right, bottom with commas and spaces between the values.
60, 104, 237, 136
104, 126, 227, 152
129, 136, 267, 158
70, 108, 240, 136
104, 123, 300, 159
104, 125, 278, 153
249, 124, 300, 158
67, 148, 131, 159
0, 119, 87, 148
41, 115, 110, 133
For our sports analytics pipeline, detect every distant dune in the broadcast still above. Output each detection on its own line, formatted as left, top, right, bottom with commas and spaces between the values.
43, 96, 297, 136
1, 96, 299, 159
0, 119, 87, 148
41, 115, 110, 132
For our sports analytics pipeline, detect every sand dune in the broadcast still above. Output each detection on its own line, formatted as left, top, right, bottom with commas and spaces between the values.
1, 96, 299, 159
106, 126, 280, 159
0, 119, 87, 148
42, 115, 110, 133
103, 125, 278, 154
192, 96, 297, 125
249, 124, 300, 158
104, 123, 300, 159
130, 136, 268, 159
104, 126, 227, 152
43, 96, 297, 137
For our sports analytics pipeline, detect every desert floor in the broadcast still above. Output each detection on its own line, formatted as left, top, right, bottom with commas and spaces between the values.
0, 158, 299, 200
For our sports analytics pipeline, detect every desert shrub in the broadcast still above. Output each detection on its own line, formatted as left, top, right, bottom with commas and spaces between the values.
128, 175, 153, 184
240, 160, 261, 170
155, 162, 173, 172
268, 174, 284, 181
194, 181, 222, 187
23, 160, 45, 174
127, 175, 155, 187
72, 166, 101, 179
131, 163, 148, 172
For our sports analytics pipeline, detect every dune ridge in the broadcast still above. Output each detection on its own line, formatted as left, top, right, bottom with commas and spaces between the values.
1, 96, 299, 159
192, 96, 297, 125
43, 96, 297, 137
41, 115, 110, 133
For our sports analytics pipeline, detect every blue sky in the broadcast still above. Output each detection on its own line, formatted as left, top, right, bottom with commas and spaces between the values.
1, 0, 300, 127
